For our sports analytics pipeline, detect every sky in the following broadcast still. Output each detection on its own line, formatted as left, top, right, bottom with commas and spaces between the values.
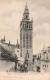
0, 0, 50, 54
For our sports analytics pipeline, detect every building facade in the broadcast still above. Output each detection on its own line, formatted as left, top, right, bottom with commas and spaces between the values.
0, 36, 19, 56
20, 3, 33, 62
35, 46, 50, 72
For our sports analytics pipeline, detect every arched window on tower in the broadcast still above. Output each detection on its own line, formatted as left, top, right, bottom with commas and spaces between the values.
30, 34, 32, 48
27, 24, 28, 28
23, 40, 25, 48
25, 24, 26, 28
26, 53, 29, 59
27, 22, 28, 28
26, 33, 28, 39
26, 15, 28, 19
23, 33, 25, 48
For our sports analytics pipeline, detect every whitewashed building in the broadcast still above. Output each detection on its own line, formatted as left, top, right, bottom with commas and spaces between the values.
36, 46, 50, 72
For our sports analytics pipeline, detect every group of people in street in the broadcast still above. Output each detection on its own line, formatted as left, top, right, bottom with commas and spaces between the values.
14, 58, 28, 72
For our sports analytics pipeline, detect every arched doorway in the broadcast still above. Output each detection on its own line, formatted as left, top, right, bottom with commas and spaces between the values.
36, 66, 40, 72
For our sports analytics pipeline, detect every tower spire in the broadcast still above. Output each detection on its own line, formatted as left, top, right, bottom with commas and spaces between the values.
24, 2, 29, 13
25, 1, 27, 9
23, 2, 29, 20
26, 1, 27, 5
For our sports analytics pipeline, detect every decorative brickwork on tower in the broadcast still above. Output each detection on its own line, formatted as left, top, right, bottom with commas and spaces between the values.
20, 3, 33, 62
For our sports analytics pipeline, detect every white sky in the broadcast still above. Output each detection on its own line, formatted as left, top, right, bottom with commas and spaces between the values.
0, 0, 50, 54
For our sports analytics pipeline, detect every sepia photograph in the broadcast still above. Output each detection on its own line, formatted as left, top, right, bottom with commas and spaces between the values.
0, 0, 50, 80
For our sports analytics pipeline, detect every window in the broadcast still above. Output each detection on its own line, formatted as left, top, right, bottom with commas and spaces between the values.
29, 24, 30, 28
26, 15, 28, 18
27, 42, 28, 43
47, 57, 48, 59
28, 54, 29, 58
27, 25, 28, 28
25, 24, 26, 28
26, 53, 29, 59
26, 34, 28, 39
29, 26, 30, 28
27, 50, 28, 52
30, 39, 32, 48
23, 40, 25, 48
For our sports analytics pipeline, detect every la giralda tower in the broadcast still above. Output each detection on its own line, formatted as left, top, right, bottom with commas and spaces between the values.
20, 3, 33, 62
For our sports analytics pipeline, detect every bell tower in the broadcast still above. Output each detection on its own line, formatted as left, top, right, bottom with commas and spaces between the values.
20, 3, 33, 62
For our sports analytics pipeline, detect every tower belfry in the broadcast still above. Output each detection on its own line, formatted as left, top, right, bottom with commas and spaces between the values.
20, 3, 33, 62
